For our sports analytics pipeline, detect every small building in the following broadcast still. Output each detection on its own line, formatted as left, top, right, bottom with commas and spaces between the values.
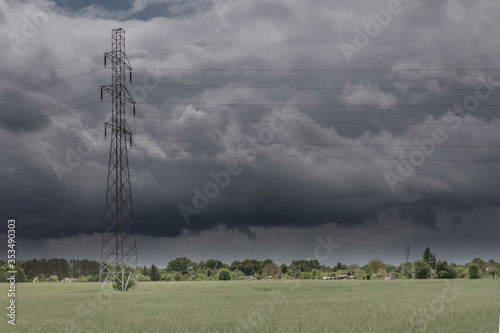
380, 274, 397, 280
336, 274, 354, 280
323, 276, 333, 280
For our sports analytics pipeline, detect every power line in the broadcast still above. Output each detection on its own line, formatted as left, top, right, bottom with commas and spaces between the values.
137, 101, 500, 108
0, 139, 105, 164
0, 102, 106, 129
0, 153, 108, 180
135, 67, 500, 72
0, 68, 104, 99
130, 82, 498, 92
0, 125, 101, 152
0, 92, 99, 121
134, 138, 500, 148
132, 116, 500, 126
133, 147, 500, 163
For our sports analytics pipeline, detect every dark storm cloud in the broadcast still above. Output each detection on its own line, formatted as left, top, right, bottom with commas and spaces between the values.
1, 0, 500, 264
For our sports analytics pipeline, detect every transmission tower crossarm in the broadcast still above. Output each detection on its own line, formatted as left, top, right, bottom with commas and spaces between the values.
104, 50, 133, 71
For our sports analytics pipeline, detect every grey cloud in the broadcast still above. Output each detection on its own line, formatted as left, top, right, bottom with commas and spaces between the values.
0, 0, 499, 266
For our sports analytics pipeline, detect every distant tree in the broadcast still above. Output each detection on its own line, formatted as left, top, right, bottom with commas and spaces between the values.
354, 268, 366, 280
385, 264, 396, 273
263, 263, 279, 277
467, 264, 480, 279
205, 259, 223, 270
347, 264, 360, 275
486, 259, 500, 278
455, 265, 467, 278
435, 260, 455, 279
218, 269, 232, 280
16, 267, 27, 282
400, 262, 412, 279
290, 260, 312, 273
167, 257, 192, 274
413, 260, 431, 279
262, 259, 273, 268
150, 265, 161, 281
234, 259, 261, 276
311, 269, 323, 279
423, 247, 436, 269
470, 258, 486, 273
332, 262, 348, 272
309, 259, 320, 270
280, 263, 288, 275
230, 269, 245, 280
368, 259, 386, 274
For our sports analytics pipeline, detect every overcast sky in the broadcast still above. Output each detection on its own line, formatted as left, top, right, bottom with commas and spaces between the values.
0, 0, 499, 267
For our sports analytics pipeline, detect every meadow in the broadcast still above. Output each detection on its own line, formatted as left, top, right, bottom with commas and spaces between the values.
0, 279, 498, 332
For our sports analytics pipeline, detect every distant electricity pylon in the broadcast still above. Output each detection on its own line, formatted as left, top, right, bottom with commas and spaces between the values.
99, 28, 139, 291
405, 241, 410, 264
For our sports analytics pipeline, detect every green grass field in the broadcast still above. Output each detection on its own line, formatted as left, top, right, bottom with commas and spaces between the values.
1, 279, 498, 332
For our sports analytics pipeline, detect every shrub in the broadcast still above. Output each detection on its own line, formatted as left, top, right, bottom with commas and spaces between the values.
194, 273, 208, 281
231, 269, 245, 280
218, 269, 232, 281
47, 275, 59, 282
300, 272, 312, 279
438, 270, 449, 279
87, 274, 99, 282
32, 276, 39, 283
76, 276, 89, 282
112, 270, 137, 291
160, 273, 173, 281
311, 269, 323, 279
139, 274, 151, 282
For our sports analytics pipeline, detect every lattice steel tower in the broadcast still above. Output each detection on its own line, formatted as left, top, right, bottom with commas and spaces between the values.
99, 28, 138, 291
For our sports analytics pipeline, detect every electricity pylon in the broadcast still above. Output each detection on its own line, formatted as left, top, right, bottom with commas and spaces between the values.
99, 28, 139, 291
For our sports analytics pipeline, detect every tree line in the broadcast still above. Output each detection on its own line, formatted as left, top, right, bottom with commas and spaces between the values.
1, 247, 498, 282
0, 258, 100, 282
